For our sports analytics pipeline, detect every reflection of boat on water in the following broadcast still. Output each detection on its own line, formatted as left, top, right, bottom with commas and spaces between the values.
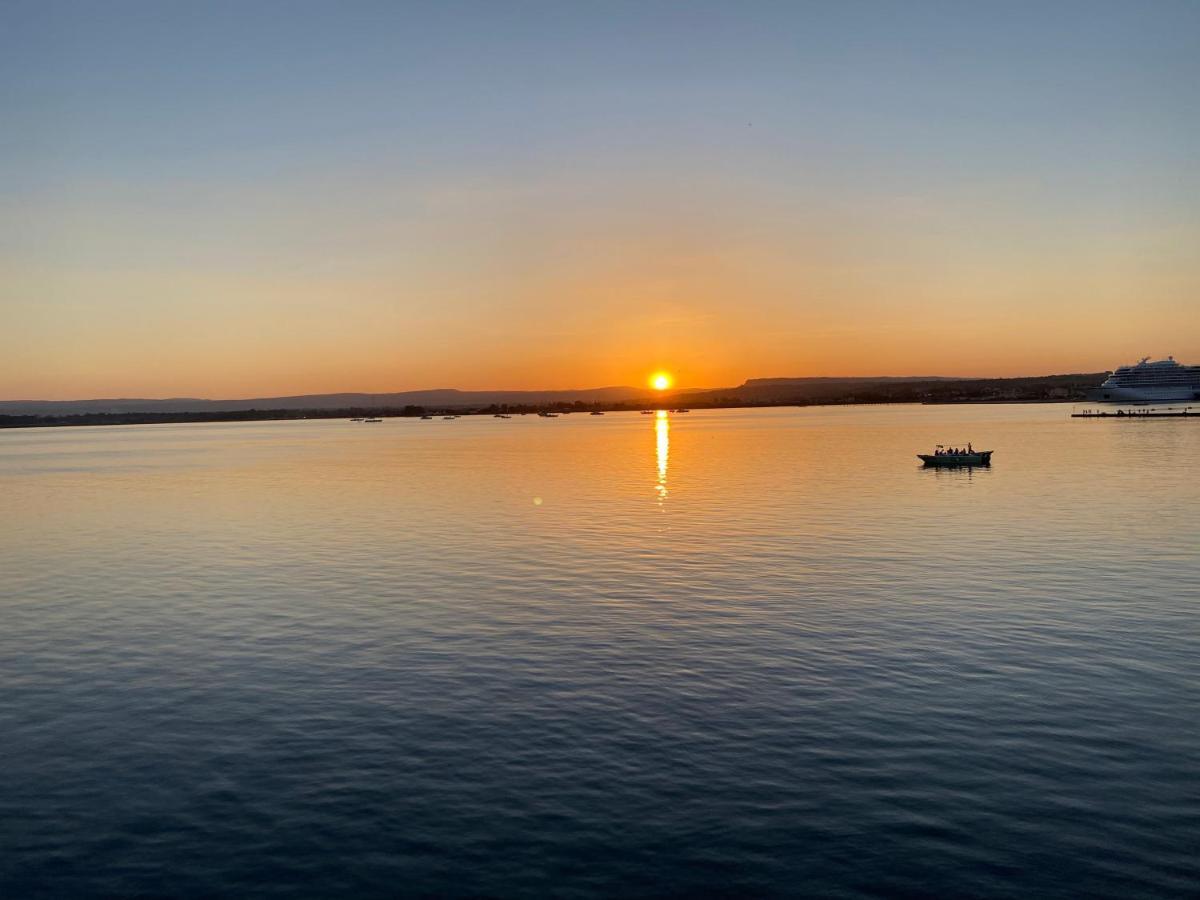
918, 445, 992, 467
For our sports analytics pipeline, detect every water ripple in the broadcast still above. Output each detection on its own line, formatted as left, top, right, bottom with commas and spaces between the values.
1, 406, 1198, 897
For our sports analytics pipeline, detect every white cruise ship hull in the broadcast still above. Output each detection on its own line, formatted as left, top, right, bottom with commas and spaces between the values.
1087, 385, 1198, 403
1088, 356, 1200, 403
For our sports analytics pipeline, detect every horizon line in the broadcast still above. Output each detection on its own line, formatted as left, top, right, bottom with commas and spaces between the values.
0, 369, 1116, 405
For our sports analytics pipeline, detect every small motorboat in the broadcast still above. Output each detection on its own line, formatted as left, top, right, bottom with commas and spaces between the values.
918, 445, 993, 467
640, 410, 654, 414
350, 417, 364, 422
538, 411, 559, 418
590, 411, 604, 416
364, 417, 383, 423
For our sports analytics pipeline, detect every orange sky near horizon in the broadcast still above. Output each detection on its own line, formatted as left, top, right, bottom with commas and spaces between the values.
5, 191, 1196, 400
4, 3, 1199, 401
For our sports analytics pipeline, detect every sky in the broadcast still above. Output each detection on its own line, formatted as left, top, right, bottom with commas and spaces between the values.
3, 0, 1198, 399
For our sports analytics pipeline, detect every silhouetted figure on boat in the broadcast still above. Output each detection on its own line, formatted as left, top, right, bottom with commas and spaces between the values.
919, 445, 993, 467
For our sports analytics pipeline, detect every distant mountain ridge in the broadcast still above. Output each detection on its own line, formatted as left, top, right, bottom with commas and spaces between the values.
679, 373, 1104, 404
0, 373, 1108, 416
741, 376, 962, 385
0, 386, 655, 416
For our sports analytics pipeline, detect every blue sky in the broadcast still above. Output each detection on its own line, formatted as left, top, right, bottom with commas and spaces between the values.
3, 1, 1198, 396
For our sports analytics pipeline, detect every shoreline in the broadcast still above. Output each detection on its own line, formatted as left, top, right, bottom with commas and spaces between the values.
0, 397, 1088, 430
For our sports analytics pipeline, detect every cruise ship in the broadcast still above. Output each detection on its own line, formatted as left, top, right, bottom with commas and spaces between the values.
1088, 356, 1200, 403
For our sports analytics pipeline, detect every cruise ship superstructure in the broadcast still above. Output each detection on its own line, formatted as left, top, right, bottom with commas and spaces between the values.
1089, 356, 1200, 403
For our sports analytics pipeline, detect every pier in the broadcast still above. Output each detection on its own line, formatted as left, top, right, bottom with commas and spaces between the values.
1072, 407, 1197, 419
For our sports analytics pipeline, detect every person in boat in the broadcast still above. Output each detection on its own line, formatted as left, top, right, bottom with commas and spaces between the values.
967, 443, 973, 453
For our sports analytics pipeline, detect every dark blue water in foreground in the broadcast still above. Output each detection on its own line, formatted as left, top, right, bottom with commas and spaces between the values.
2, 406, 1198, 897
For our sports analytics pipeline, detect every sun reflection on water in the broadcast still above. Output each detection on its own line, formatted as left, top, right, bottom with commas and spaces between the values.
655, 410, 669, 503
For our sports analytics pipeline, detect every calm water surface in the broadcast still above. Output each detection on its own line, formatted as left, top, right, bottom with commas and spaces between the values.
2, 405, 1198, 897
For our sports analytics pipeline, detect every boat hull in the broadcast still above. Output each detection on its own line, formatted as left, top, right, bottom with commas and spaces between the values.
1086, 385, 1198, 403
918, 451, 992, 467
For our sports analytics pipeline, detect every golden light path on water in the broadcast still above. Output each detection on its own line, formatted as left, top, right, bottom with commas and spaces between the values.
655, 410, 669, 503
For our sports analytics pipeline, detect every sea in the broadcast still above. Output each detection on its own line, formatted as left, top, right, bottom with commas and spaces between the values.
2, 404, 1197, 898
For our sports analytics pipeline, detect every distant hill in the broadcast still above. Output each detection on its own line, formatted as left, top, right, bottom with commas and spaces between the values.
0, 372, 1110, 420
0, 386, 656, 416
742, 376, 960, 385
678, 373, 1106, 404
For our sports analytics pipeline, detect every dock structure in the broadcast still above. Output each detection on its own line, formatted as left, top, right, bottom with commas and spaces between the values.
1072, 407, 1197, 419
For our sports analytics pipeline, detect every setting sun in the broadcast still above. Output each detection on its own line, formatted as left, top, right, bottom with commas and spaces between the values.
650, 372, 673, 391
